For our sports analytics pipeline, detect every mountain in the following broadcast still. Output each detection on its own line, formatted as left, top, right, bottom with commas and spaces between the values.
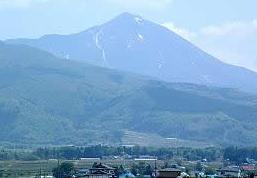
6, 12, 257, 94
1, 41, 257, 147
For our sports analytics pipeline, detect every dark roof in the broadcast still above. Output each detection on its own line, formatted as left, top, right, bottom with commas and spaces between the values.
159, 168, 181, 172
92, 163, 115, 170
91, 170, 110, 175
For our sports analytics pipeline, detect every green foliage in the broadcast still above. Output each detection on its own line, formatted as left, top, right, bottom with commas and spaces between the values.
205, 166, 216, 175
1, 42, 257, 146
130, 162, 153, 176
0, 146, 223, 162
224, 146, 257, 163
52, 162, 75, 178
195, 162, 203, 171
0, 149, 39, 161
118, 165, 125, 174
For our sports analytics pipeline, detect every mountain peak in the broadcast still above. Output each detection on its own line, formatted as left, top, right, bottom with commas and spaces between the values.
112, 12, 144, 24
117, 12, 140, 18
6, 13, 257, 94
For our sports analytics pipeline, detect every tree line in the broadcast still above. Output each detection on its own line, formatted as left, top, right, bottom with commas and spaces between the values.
224, 146, 257, 163
0, 145, 221, 161
3, 145, 257, 163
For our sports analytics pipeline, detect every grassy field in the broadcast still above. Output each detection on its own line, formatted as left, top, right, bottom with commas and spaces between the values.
0, 160, 58, 178
0, 159, 165, 178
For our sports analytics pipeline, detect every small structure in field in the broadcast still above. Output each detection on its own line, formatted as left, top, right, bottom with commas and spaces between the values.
155, 168, 181, 178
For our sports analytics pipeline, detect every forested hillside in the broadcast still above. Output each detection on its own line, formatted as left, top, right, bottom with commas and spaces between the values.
1, 42, 257, 146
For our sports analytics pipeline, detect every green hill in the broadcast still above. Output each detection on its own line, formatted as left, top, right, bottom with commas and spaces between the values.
1, 42, 257, 147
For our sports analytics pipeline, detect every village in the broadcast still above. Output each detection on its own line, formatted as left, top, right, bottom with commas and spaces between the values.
27, 154, 257, 178
2, 146, 257, 178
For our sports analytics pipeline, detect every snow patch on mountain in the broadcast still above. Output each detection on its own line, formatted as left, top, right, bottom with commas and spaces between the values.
65, 54, 70, 60
7, 12, 257, 94
137, 33, 144, 42
95, 31, 108, 66
157, 51, 165, 70
134, 16, 143, 24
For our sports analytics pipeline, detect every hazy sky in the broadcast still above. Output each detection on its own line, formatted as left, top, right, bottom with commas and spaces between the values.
1, 0, 257, 72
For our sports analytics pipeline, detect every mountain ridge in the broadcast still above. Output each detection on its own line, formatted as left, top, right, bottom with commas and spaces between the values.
1, 42, 257, 146
6, 12, 257, 94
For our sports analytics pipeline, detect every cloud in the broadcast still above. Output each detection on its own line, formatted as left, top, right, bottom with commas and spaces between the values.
196, 20, 257, 71
201, 20, 257, 39
162, 22, 196, 40
198, 21, 257, 69
162, 20, 257, 72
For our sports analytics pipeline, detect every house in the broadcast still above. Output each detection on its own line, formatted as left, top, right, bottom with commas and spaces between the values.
80, 163, 117, 178
241, 165, 255, 172
180, 172, 189, 178
217, 166, 241, 178
154, 168, 181, 178
240, 165, 257, 178
76, 169, 90, 177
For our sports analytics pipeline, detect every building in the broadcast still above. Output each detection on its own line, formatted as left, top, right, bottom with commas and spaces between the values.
217, 166, 241, 178
155, 168, 181, 178
241, 165, 255, 172
80, 163, 117, 178
80, 158, 101, 161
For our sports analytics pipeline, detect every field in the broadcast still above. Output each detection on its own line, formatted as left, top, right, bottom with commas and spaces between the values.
0, 159, 166, 178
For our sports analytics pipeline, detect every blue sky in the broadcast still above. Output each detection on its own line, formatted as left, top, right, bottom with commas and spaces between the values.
0, 0, 257, 71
